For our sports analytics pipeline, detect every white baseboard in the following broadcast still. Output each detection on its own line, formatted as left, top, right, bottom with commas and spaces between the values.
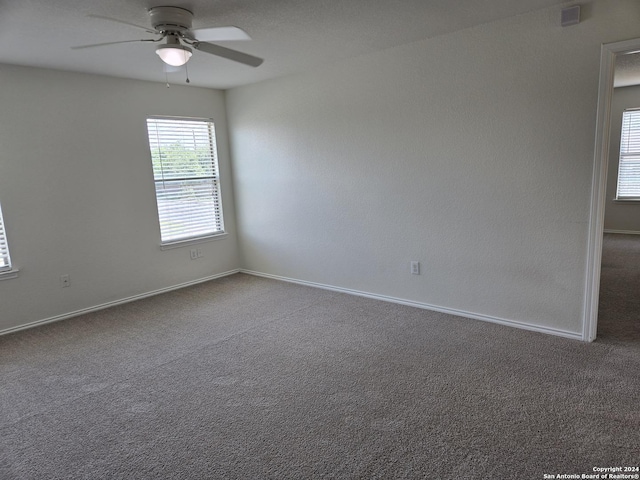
603, 229, 640, 235
2, 267, 583, 342
0, 269, 240, 337
240, 269, 583, 342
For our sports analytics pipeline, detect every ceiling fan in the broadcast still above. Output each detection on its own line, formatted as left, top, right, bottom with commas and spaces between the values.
72, 6, 263, 68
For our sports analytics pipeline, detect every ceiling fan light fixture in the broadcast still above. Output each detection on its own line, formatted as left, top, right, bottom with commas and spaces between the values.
156, 43, 193, 66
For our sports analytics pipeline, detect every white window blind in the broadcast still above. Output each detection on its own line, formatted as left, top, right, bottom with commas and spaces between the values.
146, 117, 224, 244
0, 203, 12, 272
617, 109, 640, 199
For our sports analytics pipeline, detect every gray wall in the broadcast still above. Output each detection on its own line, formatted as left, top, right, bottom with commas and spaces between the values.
0, 65, 239, 332
3, 0, 639, 338
604, 84, 640, 233
226, 0, 640, 337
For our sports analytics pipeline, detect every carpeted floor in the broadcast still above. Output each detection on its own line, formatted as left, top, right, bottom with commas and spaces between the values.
1, 272, 638, 479
598, 233, 640, 344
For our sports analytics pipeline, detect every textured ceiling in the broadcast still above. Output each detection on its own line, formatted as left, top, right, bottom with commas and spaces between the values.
0, 0, 577, 89
614, 52, 640, 88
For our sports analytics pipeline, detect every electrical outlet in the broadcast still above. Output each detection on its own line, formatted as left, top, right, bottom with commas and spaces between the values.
196, 249, 203, 258
190, 249, 198, 260
60, 274, 70, 287
411, 261, 420, 275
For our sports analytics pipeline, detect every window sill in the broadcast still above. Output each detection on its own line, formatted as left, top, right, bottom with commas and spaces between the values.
160, 232, 228, 250
613, 198, 640, 204
0, 268, 20, 281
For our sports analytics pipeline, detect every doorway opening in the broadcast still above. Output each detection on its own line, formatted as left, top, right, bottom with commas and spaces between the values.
584, 37, 640, 342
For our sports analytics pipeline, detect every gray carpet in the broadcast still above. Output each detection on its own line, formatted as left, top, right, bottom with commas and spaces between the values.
1, 273, 638, 479
598, 233, 640, 344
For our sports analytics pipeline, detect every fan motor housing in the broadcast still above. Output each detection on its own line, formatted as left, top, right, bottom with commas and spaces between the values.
149, 6, 193, 33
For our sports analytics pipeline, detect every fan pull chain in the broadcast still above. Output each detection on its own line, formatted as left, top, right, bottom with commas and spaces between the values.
165, 69, 170, 88
184, 49, 190, 84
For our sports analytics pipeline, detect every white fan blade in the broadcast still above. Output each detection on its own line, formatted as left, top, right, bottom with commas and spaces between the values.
87, 14, 158, 35
71, 38, 160, 50
192, 26, 251, 42
193, 41, 263, 67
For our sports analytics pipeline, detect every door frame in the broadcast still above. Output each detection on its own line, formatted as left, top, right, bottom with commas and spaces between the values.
583, 37, 640, 341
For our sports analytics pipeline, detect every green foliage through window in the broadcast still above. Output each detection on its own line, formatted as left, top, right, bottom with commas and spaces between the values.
146, 117, 224, 243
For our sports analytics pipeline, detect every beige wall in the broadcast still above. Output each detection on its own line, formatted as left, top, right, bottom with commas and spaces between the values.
227, 0, 640, 337
0, 65, 239, 332
604, 85, 640, 233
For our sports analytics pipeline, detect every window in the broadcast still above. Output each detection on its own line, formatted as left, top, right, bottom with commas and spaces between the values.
146, 117, 224, 245
617, 109, 640, 200
0, 202, 12, 272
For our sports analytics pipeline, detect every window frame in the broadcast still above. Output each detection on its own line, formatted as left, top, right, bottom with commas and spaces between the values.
145, 116, 226, 248
0, 202, 17, 279
616, 108, 640, 202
